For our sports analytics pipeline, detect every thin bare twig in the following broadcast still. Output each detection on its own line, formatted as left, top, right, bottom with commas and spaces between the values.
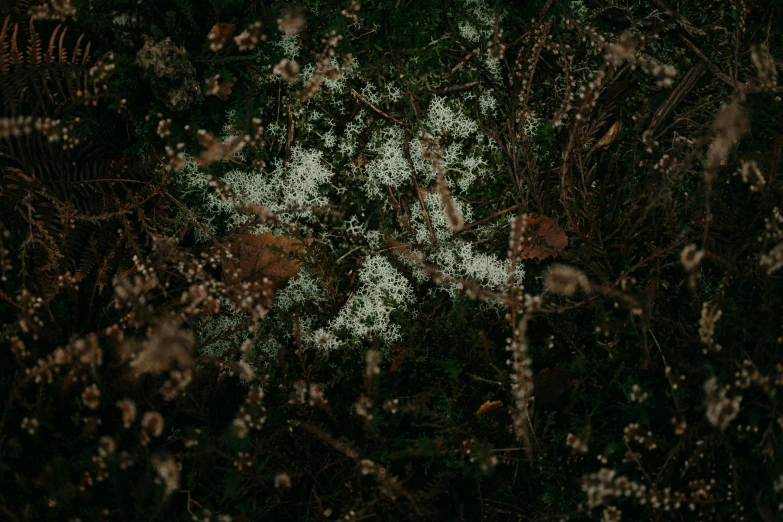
681, 36, 736, 89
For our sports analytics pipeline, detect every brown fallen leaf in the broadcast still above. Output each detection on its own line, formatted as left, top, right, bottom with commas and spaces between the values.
205, 75, 236, 101
205, 22, 236, 52
520, 214, 568, 261
195, 130, 245, 166
352, 154, 367, 167
476, 400, 504, 415
602, 79, 630, 104
594, 120, 623, 150
223, 233, 311, 290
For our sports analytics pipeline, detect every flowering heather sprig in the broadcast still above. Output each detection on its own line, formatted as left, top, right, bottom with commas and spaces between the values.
152, 455, 180, 496
705, 103, 749, 176
233, 451, 253, 471
117, 398, 137, 429
511, 16, 551, 110
277, 6, 305, 35
139, 411, 165, 446
487, 12, 506, 60
698, 301, 723, 353
341, 1, 361, 22
680, 244, 705, 272
733, 359, 783, 398
204, 75, 236, 100
28, 1, 76, 20
234, 21, 266, 51
0, 116, 78, 146
749, 44, 778, 92
235, 384, 267, 433
156, 117, 172, 137
567, 433, 588, 454
21, 417, 39, 435
703, 377, 741, 431
23, 333, 102, 384
680, 244, 705, 288
354, 395, 373, 420
629, 384, 649, 403
581, 466, 715, 512
365, 349, 382, 380
195, 129, 247, 167
760, 207, 783, 275
505, 213, 527, 289
163, 143, 186, 172
159, 369, 193, 401
544, 264, 590, 296
565, 19, 677, 88
437, 170, 464, 233
299, 31, 344, 102
506, 312, 534, 455
623, 423, 657, 451
737, 160, 766, 192
274, 472, 292, 488
273, 58, 301, 83
81, 383, 101, 410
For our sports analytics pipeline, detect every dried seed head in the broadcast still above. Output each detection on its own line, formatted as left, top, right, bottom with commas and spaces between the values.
278, 6, 305, 35
152, 455, 180, 496
544, 265, 589, 296
274, 472, 292, 488
273, 59, 301, 83
140, 411, 165, 445
81, 383, 101, 410
680, 244, 704, 272
117, 398, 137, 428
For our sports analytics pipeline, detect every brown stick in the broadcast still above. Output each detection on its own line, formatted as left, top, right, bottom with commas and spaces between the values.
647, 62, 706, 138
681, 36, 736, 88
457, 205, 517, 234
403, 135, 437, 247
450, 51, 474, 74
433, 81, 479, 94
651, 0, 706, 38
349, 86, 407, 128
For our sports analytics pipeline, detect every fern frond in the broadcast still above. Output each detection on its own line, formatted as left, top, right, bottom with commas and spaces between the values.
58, 25, 67, 63
72, 31, 86, 65
25, 18, 42, 65
80, 38, 90, 65
46, 23, 60, 63
0, 15, 11, 74
9, 18, 22, 65
0, 17, 96, 116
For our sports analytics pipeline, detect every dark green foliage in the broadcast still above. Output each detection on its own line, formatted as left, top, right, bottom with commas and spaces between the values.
3, 0, 783, 521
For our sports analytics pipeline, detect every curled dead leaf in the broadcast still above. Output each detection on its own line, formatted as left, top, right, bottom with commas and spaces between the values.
595, 121, 623, 149
477, 400, 503, 415
352, 154, 367, 167
205, 75, 236, 101
223, 233, 312, 290
206, 22, 236, 52
195, 129, 245, 166
520, 214, 568, 261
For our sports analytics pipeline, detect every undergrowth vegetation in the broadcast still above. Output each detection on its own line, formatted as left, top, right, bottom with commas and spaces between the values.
2, 0, 783, 520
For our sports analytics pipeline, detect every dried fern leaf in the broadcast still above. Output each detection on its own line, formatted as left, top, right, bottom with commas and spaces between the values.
58, 25, 67, 63
0, 16, 12, 74
81, 40, 90, 65
26, 19, 42, 65
72, 32, 85, 64
46, 24, 61, 63
10, 20, 22, 65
